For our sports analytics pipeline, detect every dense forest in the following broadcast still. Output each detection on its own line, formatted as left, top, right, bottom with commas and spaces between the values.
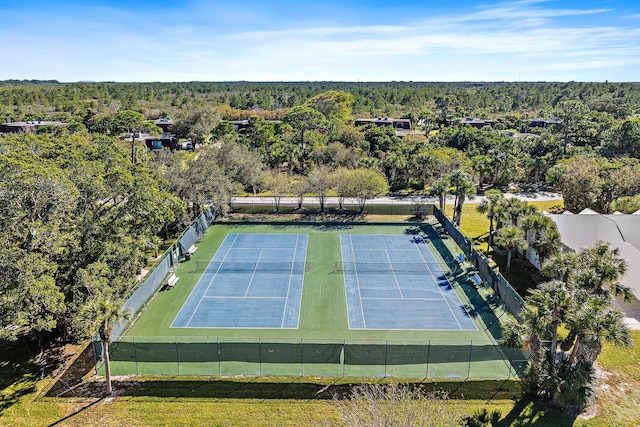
2, 80, 640, 353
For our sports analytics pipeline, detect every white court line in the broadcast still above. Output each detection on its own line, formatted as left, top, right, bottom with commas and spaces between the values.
362, 297, 445, 301
244, 249, 263, 297
185, 233, 240, 327
281, 234, 299, 328
415, 240, 465, 330
385, 249, 405, 299
201, 296, 285, 299
293, 235, 309, 330
349, 235, 367, 329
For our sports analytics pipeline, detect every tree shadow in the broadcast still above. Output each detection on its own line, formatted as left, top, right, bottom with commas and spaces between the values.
0, 338, 42, 414
53, 377, 522, 401
461, 397, 577, 426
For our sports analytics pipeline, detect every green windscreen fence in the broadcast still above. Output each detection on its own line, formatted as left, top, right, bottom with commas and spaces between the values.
101, 337, 528, 379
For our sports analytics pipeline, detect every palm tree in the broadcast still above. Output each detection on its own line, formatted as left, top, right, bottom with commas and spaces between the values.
495, 226, 528, 275
578, 240, 631, 300
528, 280, 572, 362
567, 293, 631, 367
530, 229, 561, 267
430, 175, 450, 212
501, 197, 537, 228
449, 169, 475, 226
503, 305, 545, 394
521, 213, 560, 267
83, 296, 130, 396
542, 251, 579, 283
476, 190, 505, 249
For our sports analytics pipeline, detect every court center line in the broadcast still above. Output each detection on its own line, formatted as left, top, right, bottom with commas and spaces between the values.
244, 248, 263, 297
185, 233, 240, 327
385, 248, 404, 299
415, 240, 464, 330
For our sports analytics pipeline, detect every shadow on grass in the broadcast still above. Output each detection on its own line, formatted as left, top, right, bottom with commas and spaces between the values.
462, 397, 577, 426
55, 377, 523, 401
45, 343, 97, 398
0, 338, 39, 415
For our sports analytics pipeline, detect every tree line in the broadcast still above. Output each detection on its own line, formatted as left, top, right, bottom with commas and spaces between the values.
2, 80, 640, 389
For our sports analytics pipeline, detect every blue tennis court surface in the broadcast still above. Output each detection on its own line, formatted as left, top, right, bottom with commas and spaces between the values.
340, 235, 476, 331
172, 234, 308, 329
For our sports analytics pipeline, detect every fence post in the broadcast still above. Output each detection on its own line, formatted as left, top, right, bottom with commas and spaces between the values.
467, 340, 473, 379
259, 338, 262, 377
134, 336, 139, 375
176, 337, 180, 375
342, 340, 346, 377
384, 340, 388, 378
508, 347, 513, 379
300, 339, 303, 377
217, 337, 221, 377
425, 340, 430, 379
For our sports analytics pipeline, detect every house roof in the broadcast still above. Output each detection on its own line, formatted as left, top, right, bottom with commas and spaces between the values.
548, 212, 640, 298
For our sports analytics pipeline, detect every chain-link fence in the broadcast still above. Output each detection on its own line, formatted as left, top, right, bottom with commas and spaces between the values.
109, 207, 216, 340
231, 197, 431, 217
99, 337, 528, 379
433, 207, 524, 321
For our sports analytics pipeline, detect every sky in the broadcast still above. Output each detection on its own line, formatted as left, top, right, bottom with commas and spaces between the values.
1, 0, 639, 82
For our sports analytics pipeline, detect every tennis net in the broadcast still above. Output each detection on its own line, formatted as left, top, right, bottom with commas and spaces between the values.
334, 261, 448, 273
194, 260, 314, 272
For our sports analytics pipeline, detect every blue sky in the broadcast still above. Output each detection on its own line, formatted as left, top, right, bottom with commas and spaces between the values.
1, 0, 639, 82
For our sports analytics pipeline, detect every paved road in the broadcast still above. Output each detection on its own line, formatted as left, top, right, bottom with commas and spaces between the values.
232, 191, 562, 206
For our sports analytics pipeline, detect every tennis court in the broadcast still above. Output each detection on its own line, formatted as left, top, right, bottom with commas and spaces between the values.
171, 233, 308, 329
340, 235, 477, 330
114, 223, 527, 379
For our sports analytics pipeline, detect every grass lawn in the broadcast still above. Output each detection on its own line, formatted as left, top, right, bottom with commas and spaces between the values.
5, 199, 640, 426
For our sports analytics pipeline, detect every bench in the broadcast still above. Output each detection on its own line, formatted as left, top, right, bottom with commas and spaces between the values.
182, 244, 198, 261
166, 273, 179, 289
469, 272, 482, 287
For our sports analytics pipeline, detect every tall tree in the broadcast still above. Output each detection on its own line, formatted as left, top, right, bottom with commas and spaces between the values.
307, 165, 333, 213
349, 168, 389, 213
172, 105, 220, 148
304, 90, 354, 124
495, 226, 528, 275
555, 100, 589, 154
430, 175, 450, 212
82, 295, 130, 396
449, 170, 475, 226
291, 176, 309, 211
521, 213, 559, 267
263, 171, 290, 213
476, 190, 505, 249
282, 106, 329, 173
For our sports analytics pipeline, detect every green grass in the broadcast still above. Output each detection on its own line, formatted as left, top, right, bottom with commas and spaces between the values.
586, 330, 640, 426
3, 374, 579, 427
5, 204, 640, 426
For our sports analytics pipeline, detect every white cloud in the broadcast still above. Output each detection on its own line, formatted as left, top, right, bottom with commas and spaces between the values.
1, 0, 639, 81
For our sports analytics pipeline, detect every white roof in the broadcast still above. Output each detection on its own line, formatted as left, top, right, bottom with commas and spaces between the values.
579, 208, 600, 215
549, 213, 640, 298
